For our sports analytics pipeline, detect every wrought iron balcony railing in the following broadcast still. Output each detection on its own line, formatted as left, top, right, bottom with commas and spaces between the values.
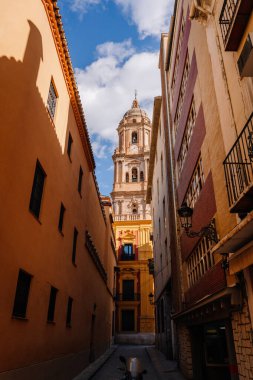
116, 293, 140, 301
223, 112, 253, 213
120, 254, 135, 261
219, 0, 253, 51
114, 214, 151, 221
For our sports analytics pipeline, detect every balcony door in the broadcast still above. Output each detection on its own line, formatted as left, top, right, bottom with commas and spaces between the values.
122, 279, 134, 301
121, 309, 135, 332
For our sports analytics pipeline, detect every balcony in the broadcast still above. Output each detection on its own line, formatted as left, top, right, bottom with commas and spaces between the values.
114, 214, 150, 221
120, 254, 135, 261
219, 0, 253, 51
223, 112, 253, 213
116, 293, 140, 302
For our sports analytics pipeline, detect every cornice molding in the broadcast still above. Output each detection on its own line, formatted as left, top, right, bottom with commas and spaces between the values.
42, 0, 95, 171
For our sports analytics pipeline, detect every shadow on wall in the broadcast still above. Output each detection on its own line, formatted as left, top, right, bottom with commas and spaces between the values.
0, 19, 70, 164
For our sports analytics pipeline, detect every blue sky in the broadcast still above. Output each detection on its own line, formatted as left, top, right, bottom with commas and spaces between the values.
58, 0, 174, 195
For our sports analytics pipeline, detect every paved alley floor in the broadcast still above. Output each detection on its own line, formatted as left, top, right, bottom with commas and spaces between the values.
89, 345, 186, 380
91, 345, 157, 380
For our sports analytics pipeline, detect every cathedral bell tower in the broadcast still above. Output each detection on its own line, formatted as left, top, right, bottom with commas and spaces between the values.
111, 96, 155, 342
111, 96, 151, 220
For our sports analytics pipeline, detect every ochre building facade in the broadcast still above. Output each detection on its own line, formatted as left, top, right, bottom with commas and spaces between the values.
0, 1, 116, 379
153, 0, 253, 379
111, 98, 155, 344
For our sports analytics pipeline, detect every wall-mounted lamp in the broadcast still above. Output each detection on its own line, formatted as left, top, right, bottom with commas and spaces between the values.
177, 202, 218, 243
148, 292, 155, 305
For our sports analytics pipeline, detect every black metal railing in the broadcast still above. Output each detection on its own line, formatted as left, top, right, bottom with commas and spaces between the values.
219, 0, 240, 45
120, 254, 135, 261
223, 113, 253, 211
116, 293, 140, 301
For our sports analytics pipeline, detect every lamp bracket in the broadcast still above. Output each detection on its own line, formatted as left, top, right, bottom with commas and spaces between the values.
185, 219, 218, 243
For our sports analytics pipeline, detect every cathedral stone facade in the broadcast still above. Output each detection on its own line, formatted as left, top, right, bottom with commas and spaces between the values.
111, 98, 155, 343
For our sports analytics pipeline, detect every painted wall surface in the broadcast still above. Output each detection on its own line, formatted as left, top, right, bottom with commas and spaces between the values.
0, 1, 116, 378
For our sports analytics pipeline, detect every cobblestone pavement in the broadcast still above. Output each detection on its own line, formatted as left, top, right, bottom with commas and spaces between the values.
91, 345, 157, 380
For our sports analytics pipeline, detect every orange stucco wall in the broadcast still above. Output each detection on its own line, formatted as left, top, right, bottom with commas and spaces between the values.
0, 1, 115, 378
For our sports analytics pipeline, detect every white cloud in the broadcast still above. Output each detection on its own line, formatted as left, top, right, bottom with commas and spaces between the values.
75, 39, 160, 144
114, 0, 174, 38
70, 0, 101, 14
96, 39, 135, 62
68, 0, 173, 39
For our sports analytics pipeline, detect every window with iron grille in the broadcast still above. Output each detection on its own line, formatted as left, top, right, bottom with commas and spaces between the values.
58, 203, 65, 233
184, 157, 205, 209
78, 166, 83, 194
187, 236, 214, 287
66, 297, 73, 327
12, 269, 32, 318
174, 52, 190, 135
171, 17, 185, 101
47, 80, 58, 119
47, 286, 58, 322
29, 160, 46, 218
178, 99, 196, 177
72, 227, 78, 264
67, 133, 73, 160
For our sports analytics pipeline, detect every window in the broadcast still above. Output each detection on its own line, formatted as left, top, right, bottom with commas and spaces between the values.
132, 168, 138, 182
72, 228, 78, 264
58, 203, 65, 233
187, 237, 214, 286
123, 244, 133, 255
47, 286, 58, 322
178, 99, 196, 177
12, 269, 32, 318
67, 133, 73, 160
184, 157, 205, 209
140, 171, 144, 182
29, 160, 46, 219
47, 80, 58, 119
161, 154, 164, 182
66, 297, 73, 327
163, 197, 166, 229
132, 132, 137, 143
171, 17, 185, 101
122, 244, 134, 260
174, 52, 190, 135
78, 166, 83, 194
122, 280, 135, 300
126, 172, 129, 183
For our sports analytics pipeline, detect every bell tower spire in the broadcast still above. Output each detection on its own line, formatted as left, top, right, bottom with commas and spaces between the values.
111, 97, 151, 221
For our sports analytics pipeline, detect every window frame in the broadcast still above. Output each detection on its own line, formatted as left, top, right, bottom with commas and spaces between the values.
12, 269, 32, 319
47, 79, 58, 120
29, 160, 46, 219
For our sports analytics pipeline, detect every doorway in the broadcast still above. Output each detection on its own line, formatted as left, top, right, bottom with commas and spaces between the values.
121, 309, 135, 331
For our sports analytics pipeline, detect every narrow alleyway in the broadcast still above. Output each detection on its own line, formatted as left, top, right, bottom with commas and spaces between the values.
89, 345, 185, 380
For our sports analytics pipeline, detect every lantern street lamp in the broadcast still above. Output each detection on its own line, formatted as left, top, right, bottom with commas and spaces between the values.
247, 131, 253, 162
177, 202, 218, 243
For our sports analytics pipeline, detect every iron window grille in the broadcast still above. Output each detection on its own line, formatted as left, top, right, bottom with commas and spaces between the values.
12, 269, 32, 318
78, 166, 83, 194
66, 297, 73, 327
187, 236, 214, 287
47, 286, 58, 322
184, 157, 205, 209
58, 203, 65, 233
47, 80, 58, 119
67, 133, 73, 159
29, 160, 46, 218
72, 228, 78, 264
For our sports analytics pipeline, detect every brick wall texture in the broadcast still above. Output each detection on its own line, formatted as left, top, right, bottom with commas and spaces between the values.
177, 324, 193, 379
232, 302, 253, 379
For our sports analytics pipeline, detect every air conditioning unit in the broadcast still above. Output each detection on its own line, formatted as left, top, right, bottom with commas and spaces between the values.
238, 33, 253, 77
